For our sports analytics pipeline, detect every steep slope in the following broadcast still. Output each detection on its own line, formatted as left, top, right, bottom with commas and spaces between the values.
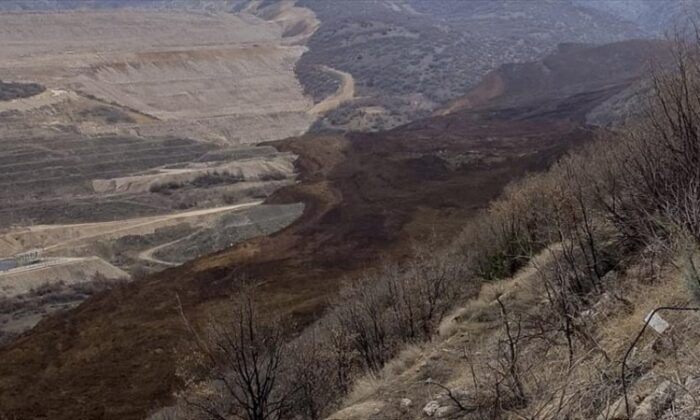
0, 40, 668, 419
0, 0, 325, 356
439, 39, 670, 115
327, 245, 700, 419
0, 0, 655, 132
0, 4, 317, 143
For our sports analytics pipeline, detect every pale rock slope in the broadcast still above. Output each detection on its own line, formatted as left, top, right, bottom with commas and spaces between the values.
0, 3, 319, 143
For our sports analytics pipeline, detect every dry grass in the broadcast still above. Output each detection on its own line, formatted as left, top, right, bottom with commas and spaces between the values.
334, 242, 700, 419
345, 373, 384, 406
439, 248, 554, 338
345, 343, 427, 405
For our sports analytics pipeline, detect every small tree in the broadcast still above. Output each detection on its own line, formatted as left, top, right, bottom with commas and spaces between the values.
334, 278, 390, 372
179, 293, 293, 420
286, 328, 338, 420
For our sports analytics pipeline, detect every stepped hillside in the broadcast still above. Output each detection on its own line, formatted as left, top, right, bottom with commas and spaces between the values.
0, 0, 324, 344
0, 39, 669, 420
0, 5, 318, 144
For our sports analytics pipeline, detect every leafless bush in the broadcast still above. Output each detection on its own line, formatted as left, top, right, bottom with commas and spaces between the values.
492, 296, 528, 409
386, 247, 464, 342
333, 276, 391, 372
457, 172, 560, 281
178, 293, 294, 420
597, 34, 700, 249
286, 328, 340, 420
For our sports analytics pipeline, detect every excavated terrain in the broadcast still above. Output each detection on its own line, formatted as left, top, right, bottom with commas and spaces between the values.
0, 1, 328, 345
0, 7, 317, 143
0, 40, 668, 420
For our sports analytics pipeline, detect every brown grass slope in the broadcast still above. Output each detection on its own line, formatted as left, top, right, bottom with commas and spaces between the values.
0, 40, 666, 419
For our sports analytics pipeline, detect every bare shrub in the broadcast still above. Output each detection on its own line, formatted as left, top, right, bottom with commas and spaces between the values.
286, 328, 339, 420
385, 247, 464, 342
597, 35, 700, 248
333, 276, 391, 372
458, 172, 558, 281
178, 293, 293, 420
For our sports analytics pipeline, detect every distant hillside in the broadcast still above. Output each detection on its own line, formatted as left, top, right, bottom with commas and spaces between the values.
296, 0, 650, 131
439, 39, 670, 116
575, 0, 700, 34
0, 0, 657, 132
0, 0, 247, 11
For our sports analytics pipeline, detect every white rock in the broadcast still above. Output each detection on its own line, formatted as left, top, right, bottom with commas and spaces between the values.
400, 398, 412, 408
423, 400, 440, 417
436, 405, 459, 417
685, 376, 700, 390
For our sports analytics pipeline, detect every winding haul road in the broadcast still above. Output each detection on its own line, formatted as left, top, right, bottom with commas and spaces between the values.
308, 65, 355, 116
137, 231, 198, 267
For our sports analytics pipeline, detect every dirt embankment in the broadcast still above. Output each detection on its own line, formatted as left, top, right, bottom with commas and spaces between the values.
436, 71, 505, 115
0, 257, 128, 298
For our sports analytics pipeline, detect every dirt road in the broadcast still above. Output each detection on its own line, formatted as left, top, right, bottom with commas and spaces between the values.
4, 201, 263, 255
137, 231, 198, 266
308, 65, 355, 115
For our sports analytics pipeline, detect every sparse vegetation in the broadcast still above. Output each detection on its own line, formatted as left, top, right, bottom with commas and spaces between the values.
297, 0, 646, 131
0, 6, 692, 419
176, 33, 700, 420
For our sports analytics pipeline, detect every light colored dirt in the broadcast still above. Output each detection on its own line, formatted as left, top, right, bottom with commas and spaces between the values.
0, 256, 129, 298
252, 0, 320, 46
435, 70, 506, 115
0, 89, 77, 113
308, 65, 356, 116
92, 153, 296, 194
137, 231, 198, 267
0, 7, 320, 144
1, 201, 263, 257
358, 106, 387, 115
326, 401, 386, 420
0, 237, 22, 256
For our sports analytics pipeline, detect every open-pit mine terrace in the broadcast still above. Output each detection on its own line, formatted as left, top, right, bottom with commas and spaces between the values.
0, 3, 332, 340
0, 7, 318, 143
